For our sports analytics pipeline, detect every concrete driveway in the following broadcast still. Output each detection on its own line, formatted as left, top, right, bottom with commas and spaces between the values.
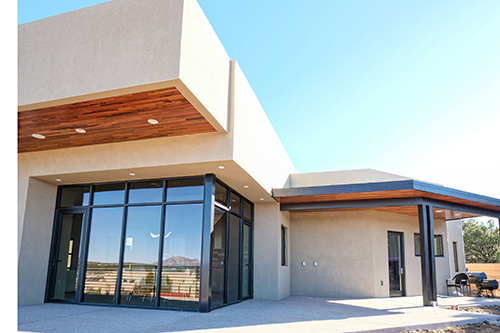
18, 296, 500, 333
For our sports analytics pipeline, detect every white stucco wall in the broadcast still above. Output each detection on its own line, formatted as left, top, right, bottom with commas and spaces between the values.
446, 219, 466, 274
290, 210, 451, 298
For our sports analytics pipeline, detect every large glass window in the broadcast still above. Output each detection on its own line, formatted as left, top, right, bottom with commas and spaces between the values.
93, 183, 125, 205
166, 178, 204, 203
51, 176, 253, 312
83, 207, 123, 304
160, 203, 203, 309
227, 214, 240, 303
242, 223, 251, 299
120, 206, 162, 306
59, 186, 90, 207
128, 181, 163, 204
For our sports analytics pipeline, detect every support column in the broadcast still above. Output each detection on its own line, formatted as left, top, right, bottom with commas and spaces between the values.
199, 174, 215, 312
418, 204, 437, 306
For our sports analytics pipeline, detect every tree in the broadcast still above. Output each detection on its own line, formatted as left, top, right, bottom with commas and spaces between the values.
462, 219, 500, 263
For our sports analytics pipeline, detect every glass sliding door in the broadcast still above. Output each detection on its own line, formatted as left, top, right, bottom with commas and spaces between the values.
83, 207, 124, 304
388, 231, 405, 297
49, 211, 84, 302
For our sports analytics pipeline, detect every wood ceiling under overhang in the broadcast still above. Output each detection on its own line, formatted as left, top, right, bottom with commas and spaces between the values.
18, 87, 217, 153
274, 180, 500, 220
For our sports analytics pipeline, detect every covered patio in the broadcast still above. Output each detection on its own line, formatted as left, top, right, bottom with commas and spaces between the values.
273, 179, 500, 306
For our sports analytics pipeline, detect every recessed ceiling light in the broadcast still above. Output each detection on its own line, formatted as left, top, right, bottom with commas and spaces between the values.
454, 213, 460, 216
75, 128, 86, 133
148, 119, 159, 124
244, 185, 249, 188
129, 173, 136, 176
260, 198, 265, 201
436, 210, 443, 213
32, 133, 45, 139
55, 179, 62, 182
218, 166, 225, 169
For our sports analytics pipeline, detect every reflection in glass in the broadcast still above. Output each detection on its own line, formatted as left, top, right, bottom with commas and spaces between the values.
215, 182, 227, 207
242, 223, 251, 298
59, 186, 90, 207
128, 181, 163, 204
52, 213, 83, 301
166, 178, 204, 202
83, 207, 123, 304
93, 183, 125, 205
210, 208, 226, 309
388, 232, 402, 294
243, 200, 252, 220
120, 206, 162, 306
230, 193, 241, 214
160, 204, 203, 309
227, 214, 240, 303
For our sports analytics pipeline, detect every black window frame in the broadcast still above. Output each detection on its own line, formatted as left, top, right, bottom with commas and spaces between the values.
46, 175, 254, 313
414, 233, 444, 257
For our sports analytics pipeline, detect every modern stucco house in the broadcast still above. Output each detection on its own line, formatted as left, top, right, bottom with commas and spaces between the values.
18, 0, 500, 312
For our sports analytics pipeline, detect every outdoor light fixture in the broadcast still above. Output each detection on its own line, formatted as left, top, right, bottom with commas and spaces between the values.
75, 128, 86, 133
148, 119, 159, 124
244, 185, 249, 188
129, 172, 136, 176
31, 133, 45, 139
55, 179, 62, 182
218, 166, 225, 169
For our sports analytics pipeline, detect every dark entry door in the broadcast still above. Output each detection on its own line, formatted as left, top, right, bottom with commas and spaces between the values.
388, 231, 405, 297
47, 210, 86, 302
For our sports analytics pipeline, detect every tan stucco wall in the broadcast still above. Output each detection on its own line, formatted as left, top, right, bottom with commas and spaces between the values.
18, 0, 183, 106
18, 0, 230, 133
232, 61, 296, 192
18, 178, 57, 305
290, 210, 451, 298
253, 202, 291, 300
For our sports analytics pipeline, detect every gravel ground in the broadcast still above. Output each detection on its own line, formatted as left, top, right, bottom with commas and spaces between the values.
407, 305, 500, 333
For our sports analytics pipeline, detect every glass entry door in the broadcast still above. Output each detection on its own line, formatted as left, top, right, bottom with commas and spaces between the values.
48, 211, 85, 302
388, 231, 405, 297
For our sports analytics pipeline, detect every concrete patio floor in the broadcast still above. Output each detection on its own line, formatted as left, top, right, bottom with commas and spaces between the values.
18, 296, 500, 333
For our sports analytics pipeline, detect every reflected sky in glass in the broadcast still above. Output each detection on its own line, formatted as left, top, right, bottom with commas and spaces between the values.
128, 182, 163, 204
93, 183, 125, 205
123, 206, 161, 264
87, 207, 123, 263
163, 204, 203, 262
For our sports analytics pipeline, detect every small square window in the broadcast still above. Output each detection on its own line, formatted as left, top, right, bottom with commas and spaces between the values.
414, 233, 444, 257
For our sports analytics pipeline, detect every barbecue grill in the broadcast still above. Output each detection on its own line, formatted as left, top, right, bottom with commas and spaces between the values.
466, 271, 498, 297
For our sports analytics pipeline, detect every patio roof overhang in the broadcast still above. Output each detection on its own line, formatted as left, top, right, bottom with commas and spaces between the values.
273, 179, 500, 219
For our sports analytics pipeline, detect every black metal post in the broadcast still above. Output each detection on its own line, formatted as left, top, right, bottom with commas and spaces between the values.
199, 174, 215, 312
418, 203, 437, 305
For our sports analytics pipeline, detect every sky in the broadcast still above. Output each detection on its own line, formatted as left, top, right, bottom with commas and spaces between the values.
16, 0, 500, 201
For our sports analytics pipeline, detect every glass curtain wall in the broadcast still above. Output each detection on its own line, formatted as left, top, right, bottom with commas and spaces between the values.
48, 175, 253, 312
210, 182, 253, 310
